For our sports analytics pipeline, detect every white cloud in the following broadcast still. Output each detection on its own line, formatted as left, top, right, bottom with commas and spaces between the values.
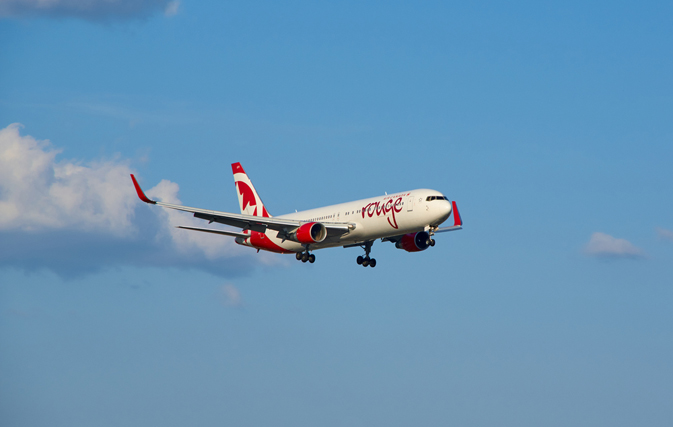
0, 123, 135, 234
656, 227, 673, 242
0, 0, 176, 21
584, 232, 644, 259
0, 123, 277, 276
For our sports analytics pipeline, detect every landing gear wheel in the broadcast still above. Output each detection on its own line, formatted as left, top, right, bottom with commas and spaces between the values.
430, 239, 436, 247
356, 241, 375, 268
308, 254, 316, 263
301, 253, 309, 263
296, 252, 303, 261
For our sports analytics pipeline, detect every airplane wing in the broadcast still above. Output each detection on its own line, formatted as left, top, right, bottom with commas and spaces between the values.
131, 174, 354, 238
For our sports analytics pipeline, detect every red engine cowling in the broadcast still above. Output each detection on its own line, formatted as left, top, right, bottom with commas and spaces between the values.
294, 222, 327, 244
396, 231, 431, 252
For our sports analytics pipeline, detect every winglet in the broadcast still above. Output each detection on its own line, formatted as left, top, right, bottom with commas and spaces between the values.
130, 174, 156, 204
452, 201, 462, 226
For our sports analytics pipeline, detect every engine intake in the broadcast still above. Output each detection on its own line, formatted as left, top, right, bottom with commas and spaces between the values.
396, 231, 431, 252
294, 222, 327, 244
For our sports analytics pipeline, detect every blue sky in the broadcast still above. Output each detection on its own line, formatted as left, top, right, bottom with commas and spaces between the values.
1, 1, 672, 426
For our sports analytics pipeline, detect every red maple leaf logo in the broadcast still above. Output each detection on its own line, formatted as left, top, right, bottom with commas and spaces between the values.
236, 181, 257, 211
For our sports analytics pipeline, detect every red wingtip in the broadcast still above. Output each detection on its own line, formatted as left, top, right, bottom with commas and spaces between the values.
231, 162, 246, 174
452, 201, 462, 226
130, 174, 155, 204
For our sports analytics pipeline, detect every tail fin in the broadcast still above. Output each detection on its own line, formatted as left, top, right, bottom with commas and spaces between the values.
231, 162, 272, 217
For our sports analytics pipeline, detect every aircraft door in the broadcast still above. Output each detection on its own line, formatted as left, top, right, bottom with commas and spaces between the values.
407, 196, 414, 211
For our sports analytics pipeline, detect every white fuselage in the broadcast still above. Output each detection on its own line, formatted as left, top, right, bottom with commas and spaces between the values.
237, 189, 452, 253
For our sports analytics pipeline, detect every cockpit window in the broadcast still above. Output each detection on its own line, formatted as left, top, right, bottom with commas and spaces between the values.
426, 195, 448, 201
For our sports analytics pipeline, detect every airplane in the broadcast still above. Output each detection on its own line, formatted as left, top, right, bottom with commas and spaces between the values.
130, 162, 463, 267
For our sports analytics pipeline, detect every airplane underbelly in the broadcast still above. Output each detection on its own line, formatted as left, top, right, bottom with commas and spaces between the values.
238, 231, 302, 253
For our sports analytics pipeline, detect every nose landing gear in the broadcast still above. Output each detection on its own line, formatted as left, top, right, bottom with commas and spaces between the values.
428, 227, 437, 247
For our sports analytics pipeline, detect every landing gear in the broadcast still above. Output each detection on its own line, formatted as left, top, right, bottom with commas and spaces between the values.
297, 247, 316, 264
359, 256, 376, 267
360, 257, 377, 267
428, 227, 437, 247
355, 241, 376, 268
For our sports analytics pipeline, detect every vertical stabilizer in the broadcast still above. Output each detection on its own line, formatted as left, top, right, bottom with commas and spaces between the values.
231, 162, 272, 217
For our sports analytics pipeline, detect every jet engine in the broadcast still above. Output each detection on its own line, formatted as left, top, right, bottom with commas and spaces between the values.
293, 222, 327, 244
396, 231, 432, 252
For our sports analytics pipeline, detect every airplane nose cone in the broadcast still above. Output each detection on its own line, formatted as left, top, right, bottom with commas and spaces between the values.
437, 200, 452, 223
444, 200, 453, 215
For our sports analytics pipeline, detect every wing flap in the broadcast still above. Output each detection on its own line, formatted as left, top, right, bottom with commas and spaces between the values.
193, 212, 269, 233
155, 200, 300, 230
176, 226, 249, 238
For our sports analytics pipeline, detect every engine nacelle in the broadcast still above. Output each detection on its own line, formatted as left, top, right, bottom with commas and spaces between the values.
396, 231, 431, 252
294, 222, 327, 244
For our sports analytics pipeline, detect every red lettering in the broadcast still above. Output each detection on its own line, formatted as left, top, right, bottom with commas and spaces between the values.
360, 197, 403, 229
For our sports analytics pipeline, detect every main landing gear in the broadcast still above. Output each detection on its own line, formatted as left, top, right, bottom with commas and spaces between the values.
296, 249, 315, 263
356, 241, 376, 268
